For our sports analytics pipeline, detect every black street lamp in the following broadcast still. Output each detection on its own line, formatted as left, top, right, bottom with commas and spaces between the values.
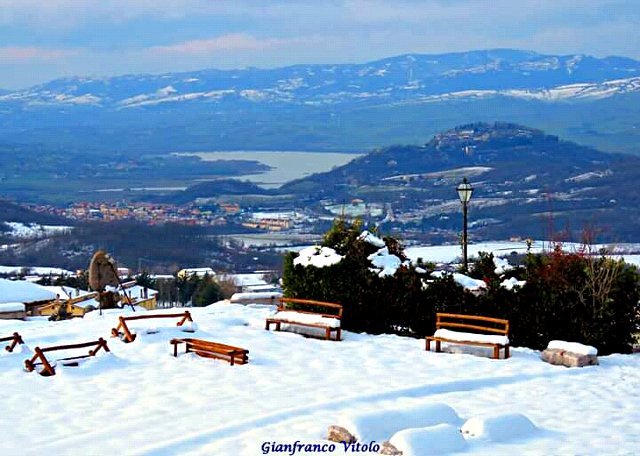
456, 177, 474, 271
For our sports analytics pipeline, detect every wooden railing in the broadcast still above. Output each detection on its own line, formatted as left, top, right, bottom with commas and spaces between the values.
1, 332, 24, 353
111, 311, 193, 343
24, 338, 110, 376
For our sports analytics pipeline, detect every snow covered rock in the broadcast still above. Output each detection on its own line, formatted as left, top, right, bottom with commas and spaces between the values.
461, 413, 538, 442
379, 441, 403, 455
336, 402, 462, 443
326, 425, 356, 443
389, 424, 467, 455
541, 341, 598, 367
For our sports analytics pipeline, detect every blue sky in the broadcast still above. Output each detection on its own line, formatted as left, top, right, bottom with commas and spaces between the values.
0, 0, 639, 89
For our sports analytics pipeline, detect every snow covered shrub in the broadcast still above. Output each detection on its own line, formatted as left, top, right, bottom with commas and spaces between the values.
479, 247, 640, 355
283, 220, 434, 334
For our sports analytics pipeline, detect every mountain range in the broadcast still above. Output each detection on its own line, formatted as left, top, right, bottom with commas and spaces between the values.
1, 50, 639, 154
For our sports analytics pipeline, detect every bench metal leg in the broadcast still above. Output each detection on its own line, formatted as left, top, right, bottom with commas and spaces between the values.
435, 340, 441, 353
336, 328, 341, 341
504, 345, 510, 359
493, 346, 500, 359
425, 338, 430, 351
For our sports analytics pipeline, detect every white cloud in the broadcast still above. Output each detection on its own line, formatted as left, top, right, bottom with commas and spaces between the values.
0, 46, 78, 62
149, 34, 289, 56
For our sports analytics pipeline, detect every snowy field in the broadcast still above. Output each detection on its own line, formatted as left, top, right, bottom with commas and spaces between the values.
1, 303, 639, 455
2, 222, 72, 239
405, 240, 640, 266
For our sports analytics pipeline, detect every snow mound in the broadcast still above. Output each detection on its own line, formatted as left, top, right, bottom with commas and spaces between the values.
461, 413, 538, 442
389, 424, 467, 455
501, 277, 526, 290
547, 340, 597, 356
293, 246, 343, 268
367, 247, 403, 277
493, 257, 514, 275
180, 321, 198, 333
230, 291, 282, 302
358, 230, 385, 248
337, 402, 462, 442
431, 271, 487, 291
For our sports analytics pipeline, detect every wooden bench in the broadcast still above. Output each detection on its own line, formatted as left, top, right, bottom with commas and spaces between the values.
170, 338, 249, 365
426, 313, 510, 359
24, 338, 110, 376
111, 311, 193, 343
1, 332, 24, 353
265, 298, 343, 341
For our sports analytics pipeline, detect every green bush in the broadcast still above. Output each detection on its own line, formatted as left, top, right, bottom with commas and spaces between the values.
283, 220, 640, 354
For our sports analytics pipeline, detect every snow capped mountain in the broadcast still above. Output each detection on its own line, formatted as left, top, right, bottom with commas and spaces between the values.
2, 50, 640, 109
404, 77, 640, 104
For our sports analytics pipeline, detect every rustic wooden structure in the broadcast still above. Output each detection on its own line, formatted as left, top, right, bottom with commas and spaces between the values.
426, 313, 510, 359
1, 332, 24, 352
170, 338, 249, 365
265, 298, 343, 341
24, 338, 110, 376
111, 311, 193, 343
35, 292, 98, 319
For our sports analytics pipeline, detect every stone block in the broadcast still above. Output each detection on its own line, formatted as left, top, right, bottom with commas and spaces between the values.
379, 441, 403, 455
541, 348, 598, 367
327, 425, 356, 443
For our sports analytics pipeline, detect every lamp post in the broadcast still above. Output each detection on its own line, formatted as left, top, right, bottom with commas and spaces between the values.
456, 177, 474, 272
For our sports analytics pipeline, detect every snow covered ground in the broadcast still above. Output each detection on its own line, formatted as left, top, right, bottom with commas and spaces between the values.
405, 240, 640, 266
2, 222, 72, 239
1, 303, 638, 455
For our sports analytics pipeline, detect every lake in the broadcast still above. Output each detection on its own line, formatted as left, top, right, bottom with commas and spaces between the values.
176, 150, 363, 188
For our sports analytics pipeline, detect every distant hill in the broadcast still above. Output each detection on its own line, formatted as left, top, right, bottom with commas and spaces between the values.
157, 179, 271, 205
1, 50, 640, 154
276, 123, 640, 242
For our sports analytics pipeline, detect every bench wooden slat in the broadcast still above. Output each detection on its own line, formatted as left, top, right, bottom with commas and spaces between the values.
266, 298, 343, 341
435, 321, 508, 335
426, 313, 510, 360
170, 338, 248, 365
280, 297, 343, 313
437, 313, 509, 326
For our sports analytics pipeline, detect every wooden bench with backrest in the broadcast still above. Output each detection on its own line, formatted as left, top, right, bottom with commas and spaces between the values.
1, 332, 24, 352
170, 338, 249, 365
426, 313, 510, 359
111, 311, 193, 343
24, 338, 110, 376
265, 298, 343, 341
